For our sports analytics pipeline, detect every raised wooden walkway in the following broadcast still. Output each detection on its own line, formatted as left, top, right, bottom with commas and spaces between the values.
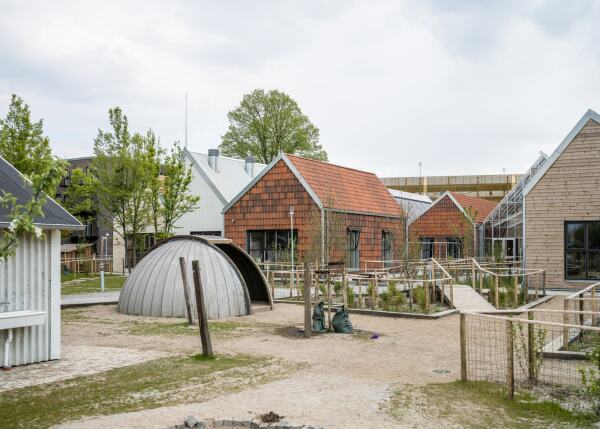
444, 284, 495, 311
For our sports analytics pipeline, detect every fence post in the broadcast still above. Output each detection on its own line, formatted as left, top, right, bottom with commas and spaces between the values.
563, 298, 569, 350
178, 257, 194, 325
593, 287, 598, 328
304, 262, 312, 338
460, 312, 467, 382
326, 272, 332, 331
528, 311, 535, 382
431, 262, 436, 304
289, 269, 293, 299
506, 318, 515, 400
479, 271, 483, 295
523, 273, 528, 304
542, 271, 546, 296
342, 265, 348, 308
270, 271, 275, 301
471, 259, 476, 290
495, 275, 500, 308
191, 260, 214, 358
513, 274, 519, 307
450, 279, 454, 308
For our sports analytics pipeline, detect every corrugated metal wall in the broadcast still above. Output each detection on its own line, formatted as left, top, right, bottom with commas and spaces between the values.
0, 230, 61, 366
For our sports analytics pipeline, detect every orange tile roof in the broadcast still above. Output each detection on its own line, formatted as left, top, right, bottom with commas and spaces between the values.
449, 192, 497, 224
286, 154, 403, 217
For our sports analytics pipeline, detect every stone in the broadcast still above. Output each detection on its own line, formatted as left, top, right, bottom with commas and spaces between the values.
185, 416, 199, 428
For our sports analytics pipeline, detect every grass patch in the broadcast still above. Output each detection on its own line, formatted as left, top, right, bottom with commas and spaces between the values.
127, 320, 267, 338
389, 380, 598, 428
568, 331, 600, 353
0, 354, 289, 429
61, 275, 126, 295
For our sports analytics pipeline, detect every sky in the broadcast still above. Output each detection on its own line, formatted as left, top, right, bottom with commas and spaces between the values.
1, 0, 599, 178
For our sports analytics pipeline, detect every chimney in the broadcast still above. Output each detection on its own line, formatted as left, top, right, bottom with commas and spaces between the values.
208, 148, 219, 171
244, 155, 255, 176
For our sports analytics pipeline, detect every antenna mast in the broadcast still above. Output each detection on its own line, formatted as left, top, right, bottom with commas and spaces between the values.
185, 93, 188, 148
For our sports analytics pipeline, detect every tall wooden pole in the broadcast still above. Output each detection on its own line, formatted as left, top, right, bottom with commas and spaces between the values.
528, 312, 535, 382
326, 271, 332, 331
506, 319, 515, 400
192, 260, 214, 357
179, 257, 194, 325
460, 312, 467, 382
495, 275, 500, 308
304, 262, 312, 338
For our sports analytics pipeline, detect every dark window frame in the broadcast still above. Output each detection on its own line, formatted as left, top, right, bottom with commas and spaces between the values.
382, 230, 394, 267
564, 221, 600, 281
419, 237, 434, 259
246, 229, 297, 263
347, 228, 361, 271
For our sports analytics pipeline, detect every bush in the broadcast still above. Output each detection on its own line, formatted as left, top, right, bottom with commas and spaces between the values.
412, 286, 427, 312
346, 286, 355, 308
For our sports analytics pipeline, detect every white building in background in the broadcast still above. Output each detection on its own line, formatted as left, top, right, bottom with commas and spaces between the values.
388, 189, 432, 224
174, 148, 266, 237
0, 155, 82, 368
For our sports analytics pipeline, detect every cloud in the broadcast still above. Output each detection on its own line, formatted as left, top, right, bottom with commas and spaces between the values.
0, 0, 599, 177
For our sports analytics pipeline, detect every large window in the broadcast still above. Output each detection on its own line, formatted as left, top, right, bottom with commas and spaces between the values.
565, 221, 600, 280
247, 230, 296, 262
347, 229, 360, 270
446, 237, 462, 259
419, 237, 434, 259
382, 231, 393, 266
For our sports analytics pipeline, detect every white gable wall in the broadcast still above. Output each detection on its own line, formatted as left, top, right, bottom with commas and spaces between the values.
0, 229, 61, 366
174, 158, 225, 235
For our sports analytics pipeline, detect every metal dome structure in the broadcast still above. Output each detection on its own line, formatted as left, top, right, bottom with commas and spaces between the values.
118, 236, 271, 319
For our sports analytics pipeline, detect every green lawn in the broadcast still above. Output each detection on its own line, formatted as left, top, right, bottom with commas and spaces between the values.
61, 274, 126, 295
0, 354, 286, 429
389, 381, 598, 428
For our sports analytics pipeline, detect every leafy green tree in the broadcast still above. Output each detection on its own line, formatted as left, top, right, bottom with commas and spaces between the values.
0, 158, 67, 260
160, 142, 199, 236
0, 95, 54, 185
220, 89, 327, 164
91, 107, 153, 268
145, 130, 163, 236
62, 168, 97, 225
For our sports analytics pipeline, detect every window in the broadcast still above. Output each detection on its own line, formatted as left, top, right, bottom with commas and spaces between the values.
565, 221, 600, 280
446, 237, 462, 259
419, 237, 434, 259
190, 231, 222, 237
347, 229, 360, 270
246, 230, 296, 262
382, 231, 393, 266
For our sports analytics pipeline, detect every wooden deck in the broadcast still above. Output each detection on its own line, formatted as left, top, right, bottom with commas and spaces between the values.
444, 284, 495, 311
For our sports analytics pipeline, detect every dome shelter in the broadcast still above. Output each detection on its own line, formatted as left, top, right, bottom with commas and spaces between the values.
118, 236, 271, 319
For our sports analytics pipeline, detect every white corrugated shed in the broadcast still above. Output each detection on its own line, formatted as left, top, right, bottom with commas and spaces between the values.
174, 149, 266, 236
0, 155, 82, 368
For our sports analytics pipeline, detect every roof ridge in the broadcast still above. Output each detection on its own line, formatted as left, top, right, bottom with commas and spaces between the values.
285, 153, 380, 177
188, 150, 267, 166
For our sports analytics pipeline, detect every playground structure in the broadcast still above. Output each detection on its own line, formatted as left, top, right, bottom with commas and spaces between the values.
259, 257, 547, 314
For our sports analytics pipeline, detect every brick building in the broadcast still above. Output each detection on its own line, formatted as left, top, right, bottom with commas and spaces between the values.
223, 153, 404, 271
408, 191, 496, 259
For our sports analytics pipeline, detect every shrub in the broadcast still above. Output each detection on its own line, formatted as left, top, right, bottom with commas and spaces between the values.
412, 286, 427, 312
580, 342, 600, 414
346, 286, 355, 308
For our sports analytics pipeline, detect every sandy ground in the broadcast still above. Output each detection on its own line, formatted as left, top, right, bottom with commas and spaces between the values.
48, 303, 461, 429
10, 299, 574, 429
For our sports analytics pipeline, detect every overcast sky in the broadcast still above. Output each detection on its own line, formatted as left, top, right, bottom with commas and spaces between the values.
1, 0, 599, 177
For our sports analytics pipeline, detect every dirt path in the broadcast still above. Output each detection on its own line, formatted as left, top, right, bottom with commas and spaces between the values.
37, 304, 461, 428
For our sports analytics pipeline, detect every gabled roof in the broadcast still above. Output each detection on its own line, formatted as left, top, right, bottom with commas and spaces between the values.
183, 148, 267, 204
0, 155, 82, 230
412, 191, 496, 226
223, 153, 403, 218
388, 189, 432, 224
286, 154, 403, 217
524, 109, 600, 196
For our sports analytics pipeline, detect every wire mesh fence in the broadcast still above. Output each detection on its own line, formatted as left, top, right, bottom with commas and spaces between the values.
461, 309, 600, 412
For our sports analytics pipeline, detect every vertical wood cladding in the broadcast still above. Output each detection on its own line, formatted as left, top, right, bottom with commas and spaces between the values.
224, 159, 404, 267
525, 118, 600, 289
408, 194, 473, 258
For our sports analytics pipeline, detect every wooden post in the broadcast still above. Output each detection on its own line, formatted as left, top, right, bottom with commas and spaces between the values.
471, 259, 476, 290
528, 312, 535, 382
460, 312, 467, 382
342, 265, 348, 308
408, 279, 413, 310
327, 272, 332, 331
479, 271, 483, 295
523, 274, 528, 304
450, 279, 454, 308
296, 270, 301, 298
191, 260, 214, 358
289, 269, 293, 299
580, 297, 585, 339
592, 287, 598, 327
358, 278, 363, 308
425, 279, 430, 313
542, 271, 546, 296
304, 262, 312, 338
506, 319, 514, 400
431, 262, 436, 305
441, 281, 445, 305
495, 275, 500, 308
563, 298, 569, 351
513, 274, 519, 308
178, 257, 194, 325
373, 272, 378, 310
270, 271, 275, 301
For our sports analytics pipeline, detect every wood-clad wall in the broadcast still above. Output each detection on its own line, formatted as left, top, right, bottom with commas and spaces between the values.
525, 118, 600, 289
